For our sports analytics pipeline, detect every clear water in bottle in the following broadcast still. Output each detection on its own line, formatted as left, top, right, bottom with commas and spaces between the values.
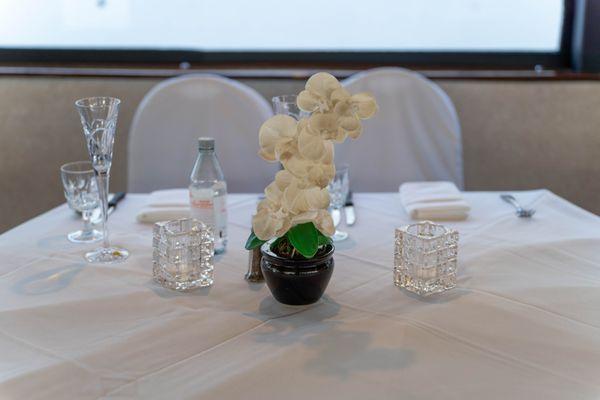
189, 137, 228, 254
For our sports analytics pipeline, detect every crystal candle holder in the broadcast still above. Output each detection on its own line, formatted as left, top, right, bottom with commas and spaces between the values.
153, 218, 214, 291
394, 221, 459, 296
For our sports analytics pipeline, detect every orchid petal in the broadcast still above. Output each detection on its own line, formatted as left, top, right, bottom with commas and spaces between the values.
258, 115, 298, 161
281, 155, 310, 178
338, 114, 361, 132
274, 170, 293, 189
308, 113, 338, 140
298, 125, 326, 160
331, 88, 351, 104
305, 72, 341, 98
320, 141, 335, 164
346, 124, 363, 139
304, 187, 330, 209
297, 90, 320, 113
291, 211, 318, 225
252, 209, 283, 241
307, 163, 334, 188
315, 210, 335, 236
351, 93, 378, 119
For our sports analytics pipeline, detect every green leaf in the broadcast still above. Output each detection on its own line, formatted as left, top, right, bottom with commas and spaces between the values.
317, 231, 332, 247
244, 231, 266, 250
286, 222, 319, 258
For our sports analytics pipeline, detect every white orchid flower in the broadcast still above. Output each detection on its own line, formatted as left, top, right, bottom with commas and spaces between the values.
298, 122, 327, 161
252, 199, 292, 240
282, 179, 330, 215
333, 101, 362, 139
330, 87, 351, 104
281, 142, 334, 184
314, 209, 335, 236
320, 140, 334, 164
280, 154, 309, 178
264, 180, 283, 204
258, 114, 298, 161
307, 163, 335, 188
301, 141, 334, 188
251, 72, 378, 243
350, 93, 378, 119
308, 113, 347, 142
332, 92, 378, 139
254, 177, 330, 240
291, 210, 335, 236
297, 72, 342, 113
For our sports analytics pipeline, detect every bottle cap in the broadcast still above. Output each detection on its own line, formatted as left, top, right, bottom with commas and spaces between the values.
198, 137, 215, 151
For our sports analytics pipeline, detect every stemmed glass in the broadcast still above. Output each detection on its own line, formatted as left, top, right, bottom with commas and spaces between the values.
327, 164, 350, 242
75, 97, 129, 263
272, 95, 311, 120
60, 161, 102, 243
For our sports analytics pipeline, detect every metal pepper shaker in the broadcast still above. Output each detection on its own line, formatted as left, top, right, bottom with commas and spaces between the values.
245, 247, 264, 282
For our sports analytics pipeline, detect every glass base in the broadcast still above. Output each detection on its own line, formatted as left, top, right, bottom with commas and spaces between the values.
394, 269, 456, 297
154, 273, 214, 291
68, 229, 103, 244
332, 230, 348, 242
85, 246, 129, 264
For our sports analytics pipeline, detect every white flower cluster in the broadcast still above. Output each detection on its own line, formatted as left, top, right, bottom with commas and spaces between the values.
253, 72, 378, 241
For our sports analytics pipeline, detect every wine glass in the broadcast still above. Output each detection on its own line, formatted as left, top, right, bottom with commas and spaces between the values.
327, 164, 350, 242
60, 161, 102, 243
75, 96, 129, 263
272, 95, 311, 120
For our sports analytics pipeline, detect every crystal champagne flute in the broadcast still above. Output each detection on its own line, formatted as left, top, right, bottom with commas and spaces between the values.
75, 97, 129, 263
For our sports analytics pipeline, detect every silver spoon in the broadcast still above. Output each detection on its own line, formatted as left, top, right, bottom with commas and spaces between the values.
500, 194, 536, 218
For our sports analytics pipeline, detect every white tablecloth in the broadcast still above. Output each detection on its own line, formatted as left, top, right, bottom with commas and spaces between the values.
1, 191, 600, 399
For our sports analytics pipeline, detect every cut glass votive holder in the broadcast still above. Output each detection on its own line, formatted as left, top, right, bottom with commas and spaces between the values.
394, 221, 459, 296
153, 218, 214, 291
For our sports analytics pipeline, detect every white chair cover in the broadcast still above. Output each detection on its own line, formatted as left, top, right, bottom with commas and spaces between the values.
128, 74, 275, 193
339, 67, 464, 190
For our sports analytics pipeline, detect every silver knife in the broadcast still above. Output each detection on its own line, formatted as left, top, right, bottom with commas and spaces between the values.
331, 208, 341, 227
344, 191, 356, 226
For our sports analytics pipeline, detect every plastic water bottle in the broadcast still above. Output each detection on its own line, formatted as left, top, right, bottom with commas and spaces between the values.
189, 137, 228, 254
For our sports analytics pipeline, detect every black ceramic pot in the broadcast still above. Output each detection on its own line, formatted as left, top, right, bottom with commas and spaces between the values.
260, 242, 334, 305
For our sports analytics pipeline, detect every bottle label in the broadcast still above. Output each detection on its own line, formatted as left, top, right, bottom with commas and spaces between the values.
190, 189, 215, 225
213, 194, 227, 240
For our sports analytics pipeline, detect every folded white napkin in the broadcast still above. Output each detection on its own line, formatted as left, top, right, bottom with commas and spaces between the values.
136, 207, 190, 223
399, 181, 470, 221
146, 189, 189, 207
136, 189, 190, 223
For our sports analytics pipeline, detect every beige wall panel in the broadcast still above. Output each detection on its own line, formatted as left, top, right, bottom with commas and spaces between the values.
0, 76, 598, 233
439, 81, 600, 212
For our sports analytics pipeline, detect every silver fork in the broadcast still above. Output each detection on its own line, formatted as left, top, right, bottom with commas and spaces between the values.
500, 194, 536, 218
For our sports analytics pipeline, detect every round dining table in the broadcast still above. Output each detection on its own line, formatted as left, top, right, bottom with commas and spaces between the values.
1, 190, 599, 399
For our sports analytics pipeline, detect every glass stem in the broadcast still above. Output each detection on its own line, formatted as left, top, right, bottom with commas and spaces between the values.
96, 171, 110, 249
82, 209, 93, 237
